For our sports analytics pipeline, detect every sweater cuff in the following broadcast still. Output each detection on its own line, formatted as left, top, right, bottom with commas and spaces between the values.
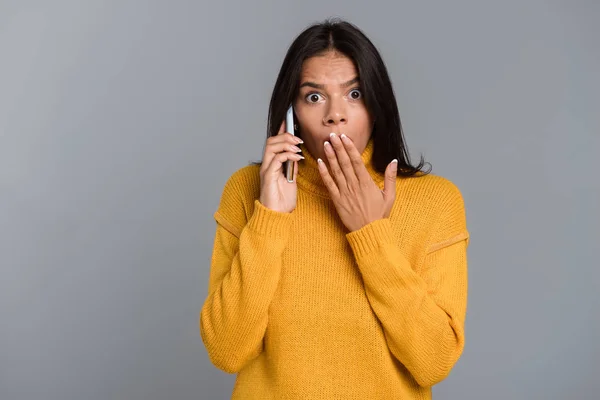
246, 199, 294, 238
346, 218, 395, 260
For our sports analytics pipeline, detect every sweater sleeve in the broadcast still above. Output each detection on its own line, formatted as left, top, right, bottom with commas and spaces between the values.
200, 173, 294, 373
345, 183, 469, 388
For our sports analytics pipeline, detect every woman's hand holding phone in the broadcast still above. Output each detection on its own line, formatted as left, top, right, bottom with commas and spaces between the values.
259, 120, 304, 213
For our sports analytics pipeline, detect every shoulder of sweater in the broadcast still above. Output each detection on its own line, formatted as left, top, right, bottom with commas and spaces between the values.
222, 163, 262, 196
402, 173, 469, 248
398, 172, 465, 210
213, 164, 261, 237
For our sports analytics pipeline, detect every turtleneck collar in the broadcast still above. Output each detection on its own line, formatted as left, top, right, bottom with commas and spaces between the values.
295, 136, 386, 199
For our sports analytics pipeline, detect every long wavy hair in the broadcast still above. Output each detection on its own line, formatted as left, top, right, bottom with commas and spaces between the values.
250, 17, 431, 177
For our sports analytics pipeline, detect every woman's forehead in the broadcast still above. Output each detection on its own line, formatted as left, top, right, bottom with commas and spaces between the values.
300, 54, 358, 85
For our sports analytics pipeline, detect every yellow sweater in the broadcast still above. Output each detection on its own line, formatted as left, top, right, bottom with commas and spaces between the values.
200, 137, 470, 399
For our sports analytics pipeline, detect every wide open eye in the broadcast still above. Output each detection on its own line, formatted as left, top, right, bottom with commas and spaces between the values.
305, 93, 323, 104
349, 89, 362, 100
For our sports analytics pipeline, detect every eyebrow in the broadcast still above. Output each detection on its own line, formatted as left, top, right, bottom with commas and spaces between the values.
299, 76, 360, 90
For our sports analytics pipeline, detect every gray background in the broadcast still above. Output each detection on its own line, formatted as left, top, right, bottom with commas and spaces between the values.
1, 1, 598, 399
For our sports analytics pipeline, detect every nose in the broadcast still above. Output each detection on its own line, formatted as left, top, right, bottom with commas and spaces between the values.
323, 98, 347, 127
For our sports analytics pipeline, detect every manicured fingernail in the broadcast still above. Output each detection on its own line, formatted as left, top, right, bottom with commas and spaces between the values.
324, 141, 330, 147
340, 133, 347, 140
329, 132, 336, 138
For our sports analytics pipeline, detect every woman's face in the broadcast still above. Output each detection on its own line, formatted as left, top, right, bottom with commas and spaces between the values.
293, 51, 374, 164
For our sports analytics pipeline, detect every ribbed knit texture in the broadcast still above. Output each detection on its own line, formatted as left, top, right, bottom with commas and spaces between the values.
200, 137, 470, 399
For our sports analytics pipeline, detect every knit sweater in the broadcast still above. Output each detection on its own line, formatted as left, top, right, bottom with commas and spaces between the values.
200, 137, 470, 399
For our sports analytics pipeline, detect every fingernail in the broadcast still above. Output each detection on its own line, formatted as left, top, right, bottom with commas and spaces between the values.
295, 137, 303, 143
340, 133, 347, 140
329, 132, 337, 138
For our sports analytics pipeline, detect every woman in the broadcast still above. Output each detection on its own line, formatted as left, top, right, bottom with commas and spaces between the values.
200, 18, 469, 399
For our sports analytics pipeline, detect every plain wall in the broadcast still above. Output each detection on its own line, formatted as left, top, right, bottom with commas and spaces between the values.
1, 1, 598, 399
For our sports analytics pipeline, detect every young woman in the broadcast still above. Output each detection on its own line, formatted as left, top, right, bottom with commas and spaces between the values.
200, 18, 470, 400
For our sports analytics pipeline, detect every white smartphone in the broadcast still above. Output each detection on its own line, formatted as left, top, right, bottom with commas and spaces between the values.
285, 105, 295, 182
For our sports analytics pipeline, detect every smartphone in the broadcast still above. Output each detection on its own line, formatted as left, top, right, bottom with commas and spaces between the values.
285, 105, 295, 182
